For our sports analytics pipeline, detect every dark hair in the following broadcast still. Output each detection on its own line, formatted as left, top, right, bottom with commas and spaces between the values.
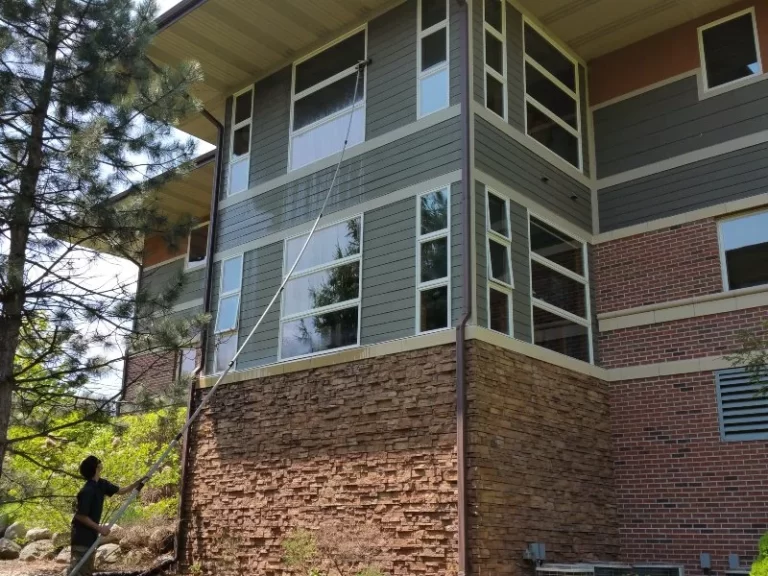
79, 456, 101, 480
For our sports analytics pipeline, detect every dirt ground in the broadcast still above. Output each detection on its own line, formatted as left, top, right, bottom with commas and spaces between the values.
0, 561, 60, 576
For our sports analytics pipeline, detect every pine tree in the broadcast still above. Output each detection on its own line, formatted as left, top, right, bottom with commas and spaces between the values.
0, 0, 206, 478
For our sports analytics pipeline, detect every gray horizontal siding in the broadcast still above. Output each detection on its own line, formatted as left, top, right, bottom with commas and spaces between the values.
507, 5, 524, 132
217, 115, 462, 253
599, 139, 768, 231
475, 116, 592, 230
251, 69, 290, 186
510, 199, 531, 342
142, 259, 204, 305
361, 199, 416, 344
594, 74, 768, 177
476, 182, 487, 328
451, 181, 463, 326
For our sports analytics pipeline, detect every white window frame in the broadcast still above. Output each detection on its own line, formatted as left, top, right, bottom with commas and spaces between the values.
177, 347, 197, 380
522, 18, 583, 172
213, 254, 243, 373
483, 0, 507, 120
416, 187, 451, 334
277, 216, 363, 361
486, 190, 513, 335
228, 87, 253, 196
717, 208, 768, 291
288, 26, 368, 172
698, 7, 763, 95
528, 212, 593, 363
185, 221, 210, 271
417, 0, 451, 119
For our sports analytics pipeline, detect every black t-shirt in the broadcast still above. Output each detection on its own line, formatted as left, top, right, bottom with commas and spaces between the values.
71, 479, 119, 547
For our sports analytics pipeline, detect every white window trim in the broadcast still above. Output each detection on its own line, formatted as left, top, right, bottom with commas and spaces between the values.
522, 17, 583, 172
528, 212, 593, 364
417, 0, 451, 119
483, 0, 507, 120
277, 215, 364, 362
486, 190, 513, 335
698, 7, 763, 95
184, 221, 210, 271
227, 87, 253, 197
717, 207, 768, 291
416, 187, 452, 334
213, 254, 243, 373
288, 26, 368, 172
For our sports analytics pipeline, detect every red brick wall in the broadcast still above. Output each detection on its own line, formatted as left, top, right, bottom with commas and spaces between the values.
611, 371, 768, 575
182, 345, 459, 576
466, 340, 619, 575
123, 350, 178, 404
594, 220, 722, 314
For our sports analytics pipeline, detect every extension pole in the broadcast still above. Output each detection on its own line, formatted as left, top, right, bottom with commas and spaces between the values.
68, 59, 370, 576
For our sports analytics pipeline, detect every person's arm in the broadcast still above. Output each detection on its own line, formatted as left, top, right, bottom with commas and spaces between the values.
115, 477, 147, 496
73, 514, 110, 537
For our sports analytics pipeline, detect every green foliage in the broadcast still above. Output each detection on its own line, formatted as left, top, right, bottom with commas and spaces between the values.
356, 569, 385, 576
282, 527, 388, 576
726, 320, 768, 392
283, 529, 319, 569
750, 532, 768, 576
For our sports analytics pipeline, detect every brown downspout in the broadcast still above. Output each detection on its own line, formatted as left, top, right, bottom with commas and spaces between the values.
456, 0, 471, 574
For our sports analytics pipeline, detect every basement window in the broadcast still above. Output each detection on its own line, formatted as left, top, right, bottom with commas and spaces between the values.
484, 0, 506, 119
228, 89, 252, 196
279, 217, 362, 360
418, 0, 450, 118
719, 209, 768, 290
213, 255, 243, 373
486, 190, 512, 335
290, 29, 367, 171
417, 188, 450, 333
186, 222, 209, 270
699, 9, 761, 91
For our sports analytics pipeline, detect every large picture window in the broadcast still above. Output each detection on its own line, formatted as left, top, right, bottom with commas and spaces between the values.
523, 21, 581, 170
484, 0, 506, 119
486, 190, 512, 334
699, 9, 761, 92
719, 210, 768, 290
214, 255, 243, 373
290, 29, 367, 171
529, 215, 591, 363
418, 0, 450, 118
279, 217, 362, 360
417, 188, 450, 333
228, 89, 252, 196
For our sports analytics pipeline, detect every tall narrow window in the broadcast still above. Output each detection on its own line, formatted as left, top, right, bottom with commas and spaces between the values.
418, 0, 450, 117
486, 191, 512, 334
228, 89, 252, 196
186, 222, 209, 270
290, 29, 367, 170
484, 0, 506, 119
214, 255, 243, 372
523, 21, 581, 170
279, 217, 362, 360
699, 9, 761, 91
417, 188, 450, 333
177, 348, 197, 380
529, 215, 591, 363
719, 209, 768, 290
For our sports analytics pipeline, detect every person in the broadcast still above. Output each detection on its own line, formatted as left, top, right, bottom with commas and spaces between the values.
69, 456, 146, 576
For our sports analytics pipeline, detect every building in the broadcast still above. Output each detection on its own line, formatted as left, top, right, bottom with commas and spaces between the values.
121, 0, 768, 574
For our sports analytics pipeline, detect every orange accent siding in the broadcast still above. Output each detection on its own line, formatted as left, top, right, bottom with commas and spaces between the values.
143, 234, 187, 268
589, 1, 768, 106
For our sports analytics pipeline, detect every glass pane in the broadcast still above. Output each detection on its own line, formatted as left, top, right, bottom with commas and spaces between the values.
281, 306, 359, 359
722, 212, 768, 289
526, 104, 579, 168
487, 193, 508, 237
221, 256, 243, 293
525, 23, 575, 91
421, 237, 448, 282
702, 13, 759, 89
484, 0, 502, 32
489, 239, 511, 284
294, 72, 365, 131
422, 0, 446, 30
485, 31, 504, 75
533, 306, 590, 362
422, 28, 447, 71
229, 158, 248, 195
286, 218, 361, 273
234, 91, 252, 125
486, 73, 505, 118
531, 260, 586, 318
489, 288, 510, 334
721, 211, 768, 250
420, 68, 449, 116
295, 31, 366, 93
232, 125, 249, 157
283, 262, 360, 316
215, 333, 237, 373
215, 295, 240, 333
530, 217, 583, 275
525, 63, 577, 128
188, 224, 208, 267
420, 286, 448, 332
291, 106, 365, 170
178, 348, 197, 379
420, 189, 449, 234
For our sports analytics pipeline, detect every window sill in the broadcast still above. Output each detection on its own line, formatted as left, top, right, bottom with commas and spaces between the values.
698, 69, 768, 100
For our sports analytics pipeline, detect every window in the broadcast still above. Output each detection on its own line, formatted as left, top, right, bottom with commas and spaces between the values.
177, 348, 197, 380
716, 368, 768, 441
484, 0, 506, 119
186, 222, 209, 270
699, 9, 761, 91
417, 188, 450, 333
228, 89, 252, 195
529, 215, 591, 362
213, 255, 243, 372
523, 21, 581, 170
486, 190, 512, 334
719, 210, 768, 290
418, 0, 450, 117
279, 217, 362, 360
290, 29, 367, 170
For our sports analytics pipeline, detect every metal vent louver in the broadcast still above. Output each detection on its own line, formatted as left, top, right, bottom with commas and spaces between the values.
716, 368, 768, 441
